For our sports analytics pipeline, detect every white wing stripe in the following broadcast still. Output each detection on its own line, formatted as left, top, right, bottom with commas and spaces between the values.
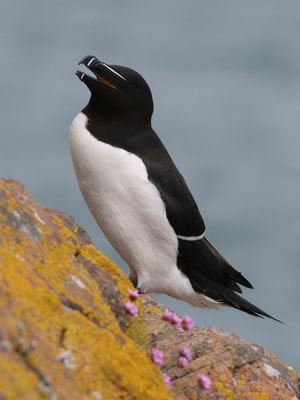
177, 231, 206, 241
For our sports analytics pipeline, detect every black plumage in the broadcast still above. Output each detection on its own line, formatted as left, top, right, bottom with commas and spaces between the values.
71, 55, 282, 323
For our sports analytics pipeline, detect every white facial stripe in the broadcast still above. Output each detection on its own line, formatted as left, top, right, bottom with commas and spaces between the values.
100, 62, 128, 82
87, 57, 96, 67
177, 231, 206, 241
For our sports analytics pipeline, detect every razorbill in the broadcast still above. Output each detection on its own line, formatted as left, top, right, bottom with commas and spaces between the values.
69, 55, 281, 322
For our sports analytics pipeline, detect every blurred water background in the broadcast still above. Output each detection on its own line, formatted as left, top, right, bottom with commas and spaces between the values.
1, 1, 300, 373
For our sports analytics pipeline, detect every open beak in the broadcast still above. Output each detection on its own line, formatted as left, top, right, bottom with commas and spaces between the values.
76, 55, 127, 89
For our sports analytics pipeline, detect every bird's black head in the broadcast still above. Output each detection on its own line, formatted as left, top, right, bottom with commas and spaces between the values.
76, 55, 154, 131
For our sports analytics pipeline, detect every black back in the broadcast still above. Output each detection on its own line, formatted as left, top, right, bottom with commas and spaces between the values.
81, 60, 206, 237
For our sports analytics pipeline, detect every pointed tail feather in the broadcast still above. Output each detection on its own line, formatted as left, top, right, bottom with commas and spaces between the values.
177, 254, 283, 323
222, 291, 283, 323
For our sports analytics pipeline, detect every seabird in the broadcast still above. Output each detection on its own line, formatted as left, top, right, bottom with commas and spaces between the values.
69, 55, 281, 322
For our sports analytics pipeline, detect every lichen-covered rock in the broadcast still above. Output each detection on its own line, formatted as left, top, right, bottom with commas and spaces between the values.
2, 177, 299, 400
142, 294, 299, 400
0, 179, 172, 400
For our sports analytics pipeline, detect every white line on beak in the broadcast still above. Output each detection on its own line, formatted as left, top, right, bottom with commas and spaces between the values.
100, 62, 128, 82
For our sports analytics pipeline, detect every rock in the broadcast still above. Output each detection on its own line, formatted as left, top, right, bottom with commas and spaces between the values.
0, 179, 172, 400
142, 294, 299, 399
1, 178, 299, 399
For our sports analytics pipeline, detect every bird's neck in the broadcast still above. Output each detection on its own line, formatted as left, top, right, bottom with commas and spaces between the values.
82, 107, 153, 148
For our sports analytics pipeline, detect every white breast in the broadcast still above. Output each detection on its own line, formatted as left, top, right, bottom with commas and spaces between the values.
69, 112, 220, 309
69, 113, 178, 290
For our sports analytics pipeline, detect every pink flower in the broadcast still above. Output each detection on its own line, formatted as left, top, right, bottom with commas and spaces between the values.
127, 289, 139, 301
124, 301, 138, 317
162, 373, 172, 389
170, 313, 181, 328
177, 356, 189, 368
181, 315, 194, 333
179, 345, 192, 360
151, 331, 158, 338
152, 341, 159, 349
197, 374, 212, 393
151, 347, 164, 367
162, 309, 173, 321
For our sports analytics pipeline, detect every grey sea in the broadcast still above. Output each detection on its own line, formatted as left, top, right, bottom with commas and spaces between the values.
1, 1, 300, 373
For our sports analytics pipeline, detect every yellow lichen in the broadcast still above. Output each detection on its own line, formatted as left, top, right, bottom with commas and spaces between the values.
79, 244, 148, 350
219, 374, 228, 382
0, 179, 173, 400
269, 352, 298, 380
80, 244, 132, 295
235, 373, 246, 386
214, 380, 236, 400
248, 391, 269, 400
124, 313, 148, 353
143, 304, 164, 316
